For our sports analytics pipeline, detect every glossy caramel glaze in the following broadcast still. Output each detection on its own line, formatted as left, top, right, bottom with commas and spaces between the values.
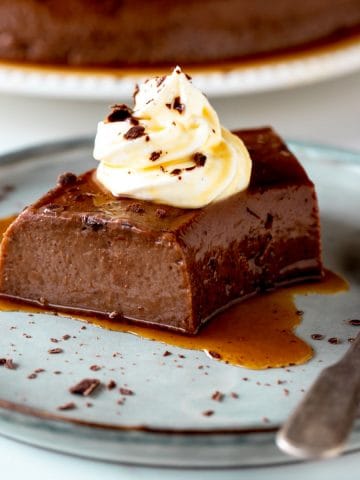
0, 213, 347, 370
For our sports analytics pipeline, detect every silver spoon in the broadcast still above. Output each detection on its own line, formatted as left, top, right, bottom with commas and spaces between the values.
277, 332, 360, 459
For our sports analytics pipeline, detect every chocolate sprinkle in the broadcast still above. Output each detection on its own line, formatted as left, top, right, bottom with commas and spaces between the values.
90, 365, 101, 371
107, 104, 132, 122
107, 380, 117, 390
4, 358, 15, 370
328, 337, 342, 344
208, 351, 222, 359
57, 172, 77, 186
57, 402, 76, 411
170, 168, 182, 176
311, 333, 325, 340
211, 391, 224, 402
202, 410, 214, 417
163, 350, 172, 357
70, 378, 100, 396
48, 348, 63, 354
124, 125, 146, 140
348, 319, 360, 326
119, 387, 134, 396
173, 96, 185, 114
193, 152, 207, 167
149, 150, 162, 161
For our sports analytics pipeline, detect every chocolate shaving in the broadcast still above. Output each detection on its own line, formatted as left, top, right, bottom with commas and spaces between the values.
0, 358, 6, 365
149, 150, 162, 161
57, 402, 76, 411
193, 152, 207, 167
48, 348, 63, 354
173, 96, 185, 114
328, 337, 342, 344
90, 365, 101, 371
62, 334, 71, 341
170, 168, 182, 176
70, 378, 100, 396
202, 410, 214, 417
119, 387, 134, 396
107, 380, 117, 390
107, 104, 132, 122
211, 391, 224, 402
230, 392, 239, 399
124, 125, 145, 140
4, 358, 15, 370
57, 172, 77, 186
311, 333, 325, 340
208, 351, 222, 359
348, 319, 360, 326
163, 350, 172, 357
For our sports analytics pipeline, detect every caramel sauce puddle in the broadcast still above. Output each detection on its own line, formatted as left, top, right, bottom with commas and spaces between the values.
0, 215, 348, 369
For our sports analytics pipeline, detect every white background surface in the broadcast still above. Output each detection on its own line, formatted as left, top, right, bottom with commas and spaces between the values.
0, 70, 359, 479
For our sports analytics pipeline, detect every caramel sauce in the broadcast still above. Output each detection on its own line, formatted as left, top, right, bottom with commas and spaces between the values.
0, 215, 17, 236
0, 215, 348, 369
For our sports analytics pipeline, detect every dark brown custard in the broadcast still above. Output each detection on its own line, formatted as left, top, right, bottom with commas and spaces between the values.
0, 215, 347, 369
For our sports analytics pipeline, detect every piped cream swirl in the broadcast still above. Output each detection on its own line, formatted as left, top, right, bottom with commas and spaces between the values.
93, 67, 252, 208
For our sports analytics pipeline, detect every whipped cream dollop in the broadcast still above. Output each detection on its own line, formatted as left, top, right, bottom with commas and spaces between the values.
93, 67, 252, 208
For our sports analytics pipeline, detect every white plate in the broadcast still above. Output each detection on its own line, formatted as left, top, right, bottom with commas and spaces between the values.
0, 36, 360, 100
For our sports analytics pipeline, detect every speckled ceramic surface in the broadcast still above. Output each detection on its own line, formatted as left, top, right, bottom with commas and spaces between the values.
0, 139, 359, 467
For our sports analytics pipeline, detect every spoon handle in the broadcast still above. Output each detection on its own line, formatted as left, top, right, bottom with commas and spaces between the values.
277, 333, 360, 459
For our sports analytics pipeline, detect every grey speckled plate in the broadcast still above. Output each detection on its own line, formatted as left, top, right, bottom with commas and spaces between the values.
0, 139, 359, 467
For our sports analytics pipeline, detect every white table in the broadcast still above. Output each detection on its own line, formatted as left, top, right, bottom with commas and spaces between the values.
0, 71, 359, 480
